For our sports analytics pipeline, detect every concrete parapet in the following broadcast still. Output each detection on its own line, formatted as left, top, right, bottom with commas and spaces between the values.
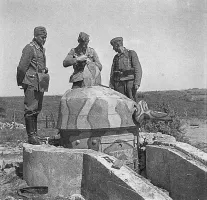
146, 143, 207, 200
82, 152, 172, 200
174, 142, 207, 166
23, 143, 172, 199
23, 144, 89, 197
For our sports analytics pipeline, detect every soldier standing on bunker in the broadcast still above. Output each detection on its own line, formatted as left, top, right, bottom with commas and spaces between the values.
16, 26, 50, 145
109, 37, 142, 101
63, 32, 102, 89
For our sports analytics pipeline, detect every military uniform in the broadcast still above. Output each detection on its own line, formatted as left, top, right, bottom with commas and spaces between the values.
109, 38, 142, 101
17, 26, 49, 144
63, 32, 102, 89
17, 39, 48, 115
64, 46, 102, 88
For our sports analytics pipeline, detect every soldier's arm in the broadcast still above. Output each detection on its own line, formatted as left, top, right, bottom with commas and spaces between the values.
109, 56, 116, 89
63, 49, 77, 67
18, 45, 34, 75
130, 50, 142, 86
91, 49, 102, 71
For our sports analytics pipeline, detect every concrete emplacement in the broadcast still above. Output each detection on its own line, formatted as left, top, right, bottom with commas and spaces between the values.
23, 143, 172, 200
23, 138, 207, 200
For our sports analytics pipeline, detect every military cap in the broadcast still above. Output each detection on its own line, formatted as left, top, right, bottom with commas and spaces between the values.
78, 32, 90, 43
110, 37, 123, 46
34, 26, 47, 37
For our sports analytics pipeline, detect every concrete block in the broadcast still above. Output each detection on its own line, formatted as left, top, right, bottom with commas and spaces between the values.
145, 145, 171, 191
82, 153, 172, 200
23, 144, 90, 197
23, 143, 172, 199
146, 145, 207, 200
107, 181, 145, 200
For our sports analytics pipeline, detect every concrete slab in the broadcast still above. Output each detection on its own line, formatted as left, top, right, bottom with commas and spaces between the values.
146, 144, 207, 200
82, 153, 172, 200
23, 144, 90, 197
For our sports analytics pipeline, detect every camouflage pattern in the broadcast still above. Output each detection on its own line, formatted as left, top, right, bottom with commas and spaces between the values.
57, 86, 136, 130
83, 62, 101, 86
57, 86, 171, 131
133, 100, 172, 125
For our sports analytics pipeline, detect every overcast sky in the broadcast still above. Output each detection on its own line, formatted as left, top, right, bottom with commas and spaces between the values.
0, 0, 206, 96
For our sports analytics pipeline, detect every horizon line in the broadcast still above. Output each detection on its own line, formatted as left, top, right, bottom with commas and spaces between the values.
1, 87, 206, 98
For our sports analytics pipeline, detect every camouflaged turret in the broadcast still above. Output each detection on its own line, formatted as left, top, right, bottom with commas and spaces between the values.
57, 85, 171, 171
57, 86, 138, 170
57, 86, 136, 130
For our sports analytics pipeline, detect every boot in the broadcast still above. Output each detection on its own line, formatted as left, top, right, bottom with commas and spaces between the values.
25, 115, 41, 145
33, 114, 38, 137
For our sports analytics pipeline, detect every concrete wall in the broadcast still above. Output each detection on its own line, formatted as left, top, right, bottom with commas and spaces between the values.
146, 142, 207, 200
23, 145, 86, 197
82, 153, 171, 200
23, 143, 172, 199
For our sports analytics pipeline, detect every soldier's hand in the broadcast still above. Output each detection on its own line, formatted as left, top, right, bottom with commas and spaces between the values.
76, 55, 88, 62
44, 67, 48, 74
86, 58, 93, 65
20, 83, 27, 90
135, 85, 140, 91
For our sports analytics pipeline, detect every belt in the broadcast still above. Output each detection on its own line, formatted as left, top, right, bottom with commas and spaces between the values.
113, 69, 135, 81
114, 69, 134, 76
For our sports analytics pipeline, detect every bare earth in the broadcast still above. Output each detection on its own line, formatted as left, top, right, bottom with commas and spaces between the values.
182, 118, 207, 153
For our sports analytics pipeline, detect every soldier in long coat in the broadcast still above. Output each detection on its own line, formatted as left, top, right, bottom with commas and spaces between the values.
63, 32, 102, 88
16, 26, 49, 145
109, 37, 142, 101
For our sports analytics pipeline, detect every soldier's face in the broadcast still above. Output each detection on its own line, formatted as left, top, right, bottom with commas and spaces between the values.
81, 39, 89, 49
35, 35, 47, 46
113, 44, 120, 53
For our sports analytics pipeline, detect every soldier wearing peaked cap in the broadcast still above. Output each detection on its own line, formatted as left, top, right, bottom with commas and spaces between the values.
16, 26, 50, 145
109, 37, 142, 101
63, 32, 102, 88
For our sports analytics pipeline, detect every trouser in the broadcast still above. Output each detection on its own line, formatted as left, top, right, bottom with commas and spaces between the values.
114, 80, 136, 101
24, 85, 44, 117
23, 85, 44, 144
72, 81, 84, 89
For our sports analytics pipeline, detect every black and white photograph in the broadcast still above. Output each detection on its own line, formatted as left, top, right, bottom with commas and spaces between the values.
0, 0, 206, 199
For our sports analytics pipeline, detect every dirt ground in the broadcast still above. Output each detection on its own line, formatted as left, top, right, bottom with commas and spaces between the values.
181, 118, 207, 153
